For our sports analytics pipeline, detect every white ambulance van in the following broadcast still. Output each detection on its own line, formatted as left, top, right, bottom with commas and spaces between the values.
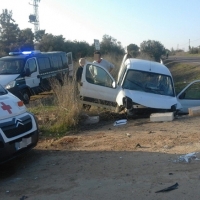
0, 84, 38, 164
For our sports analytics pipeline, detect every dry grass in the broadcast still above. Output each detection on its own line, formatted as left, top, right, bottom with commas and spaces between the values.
167, 62, 200, 93
28, 77, 83, 137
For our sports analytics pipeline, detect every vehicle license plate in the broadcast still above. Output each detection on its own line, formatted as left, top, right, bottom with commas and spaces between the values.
15, 137, 32, 150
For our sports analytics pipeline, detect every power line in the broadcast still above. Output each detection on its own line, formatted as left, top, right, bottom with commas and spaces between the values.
179, 38, 200, 48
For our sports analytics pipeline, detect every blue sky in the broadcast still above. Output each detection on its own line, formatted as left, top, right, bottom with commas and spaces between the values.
1, 0, 200, 51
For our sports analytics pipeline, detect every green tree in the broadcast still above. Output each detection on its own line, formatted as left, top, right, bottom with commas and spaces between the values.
38, 34, 66, 51
34, 29, 45, 42
0, 9, 20, 55
140, 40, 166, 62
64, 40, 94, 60
18, 28, 34, 51
100, 34, 124, 56
127, 43, 139, 57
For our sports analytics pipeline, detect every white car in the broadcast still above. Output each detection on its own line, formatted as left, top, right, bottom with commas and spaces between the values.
79, 54, 182, 115
0, 84, 39, 164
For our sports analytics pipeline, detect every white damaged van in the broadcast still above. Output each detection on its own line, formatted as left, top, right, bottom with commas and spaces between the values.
79, 54, 181, 115
0, 84, 39, 164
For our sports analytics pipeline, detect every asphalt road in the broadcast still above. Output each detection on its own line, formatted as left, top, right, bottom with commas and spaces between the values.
163, 56, 200, 66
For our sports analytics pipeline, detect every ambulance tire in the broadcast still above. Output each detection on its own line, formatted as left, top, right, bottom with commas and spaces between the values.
21, 89, 30, 104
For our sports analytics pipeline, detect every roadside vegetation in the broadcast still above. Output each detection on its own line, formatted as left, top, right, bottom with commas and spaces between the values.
28, 79, 82, 138
167, 62, 200, 94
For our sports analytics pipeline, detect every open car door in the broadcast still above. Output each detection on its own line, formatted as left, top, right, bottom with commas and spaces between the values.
177, 80, 200, 114
79, 62, 120, 110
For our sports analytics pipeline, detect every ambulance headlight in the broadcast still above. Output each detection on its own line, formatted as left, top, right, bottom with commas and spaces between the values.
5, 81, 16, 89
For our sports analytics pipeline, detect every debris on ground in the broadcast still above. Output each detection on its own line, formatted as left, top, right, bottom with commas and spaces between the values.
135, 143, 141, 148
113, 119, 127, 126
126, 133, 131, 137
81, 115, 99, 125
155, 182, 179, 193
175, 152, 200, 163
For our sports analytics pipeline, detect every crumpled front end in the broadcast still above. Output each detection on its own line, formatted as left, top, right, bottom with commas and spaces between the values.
116, 89, 181, 115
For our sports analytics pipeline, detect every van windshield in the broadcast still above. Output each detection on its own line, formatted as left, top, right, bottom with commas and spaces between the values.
122, 70, 175, 97
0, 59, 24, 74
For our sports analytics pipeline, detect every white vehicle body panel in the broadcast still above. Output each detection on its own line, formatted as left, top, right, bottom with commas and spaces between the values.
80, 62, 119, 103
24, 58, 40, 88
116, 89, 179, 109
0, 91, 26, 120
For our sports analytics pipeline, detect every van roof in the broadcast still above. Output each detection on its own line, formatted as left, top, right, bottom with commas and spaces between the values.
126, 58, 171, 76
0, 51, 66, 60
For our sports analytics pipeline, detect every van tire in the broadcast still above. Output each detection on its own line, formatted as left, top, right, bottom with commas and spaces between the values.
21, 89, 30, 104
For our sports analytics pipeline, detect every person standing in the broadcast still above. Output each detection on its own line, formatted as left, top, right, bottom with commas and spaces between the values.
76, 58, 86, 84
93, 51, 115, 72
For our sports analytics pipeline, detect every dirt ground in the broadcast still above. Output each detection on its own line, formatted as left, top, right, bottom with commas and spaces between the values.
1, 114, 200, 200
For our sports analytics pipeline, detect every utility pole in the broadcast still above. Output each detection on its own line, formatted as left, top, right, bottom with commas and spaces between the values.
29, 0, 40, 33
189, 39, 190, 51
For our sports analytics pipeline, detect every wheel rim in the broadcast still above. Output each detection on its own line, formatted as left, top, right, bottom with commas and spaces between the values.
23, 92, 29, 102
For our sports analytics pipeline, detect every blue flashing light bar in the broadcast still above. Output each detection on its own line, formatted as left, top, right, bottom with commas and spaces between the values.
9, 52, 21, 56
9, 50, 41, 56
22, 51, 32, 55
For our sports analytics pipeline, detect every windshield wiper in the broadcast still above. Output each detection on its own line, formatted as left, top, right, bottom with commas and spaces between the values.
145, 86, 164, 94
126, 79, 144, 89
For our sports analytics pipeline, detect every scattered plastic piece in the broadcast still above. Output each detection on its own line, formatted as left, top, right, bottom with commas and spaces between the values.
155, 182, 179, 193
177, 152, 198, 163
113, 119, 127, 126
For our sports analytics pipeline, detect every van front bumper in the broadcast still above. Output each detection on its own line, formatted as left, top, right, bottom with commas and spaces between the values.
0, 112, 39, 164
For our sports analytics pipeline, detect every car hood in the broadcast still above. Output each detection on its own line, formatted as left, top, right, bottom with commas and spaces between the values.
0, 74, 20, 87
0, 92, 26, 120
117, 89, 180, 109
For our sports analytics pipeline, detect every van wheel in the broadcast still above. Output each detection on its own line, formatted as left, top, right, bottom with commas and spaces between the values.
127, 109, 136, 117
21, 89, 30, 104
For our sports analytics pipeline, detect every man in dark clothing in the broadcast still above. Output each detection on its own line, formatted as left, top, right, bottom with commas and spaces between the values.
76, 58, 86, 83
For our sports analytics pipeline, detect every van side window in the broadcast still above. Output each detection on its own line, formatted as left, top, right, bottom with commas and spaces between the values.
26, 58, 37, 73
86, 64, 113, 87
52, 56, 62, 68
38, 57, 51, 71
181, 82, 200, 99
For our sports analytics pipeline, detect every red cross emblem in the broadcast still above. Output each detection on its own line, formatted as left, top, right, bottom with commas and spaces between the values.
1, 102, 12, 114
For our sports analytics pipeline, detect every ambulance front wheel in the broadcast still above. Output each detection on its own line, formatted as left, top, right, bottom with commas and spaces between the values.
21, 89, 30, 104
